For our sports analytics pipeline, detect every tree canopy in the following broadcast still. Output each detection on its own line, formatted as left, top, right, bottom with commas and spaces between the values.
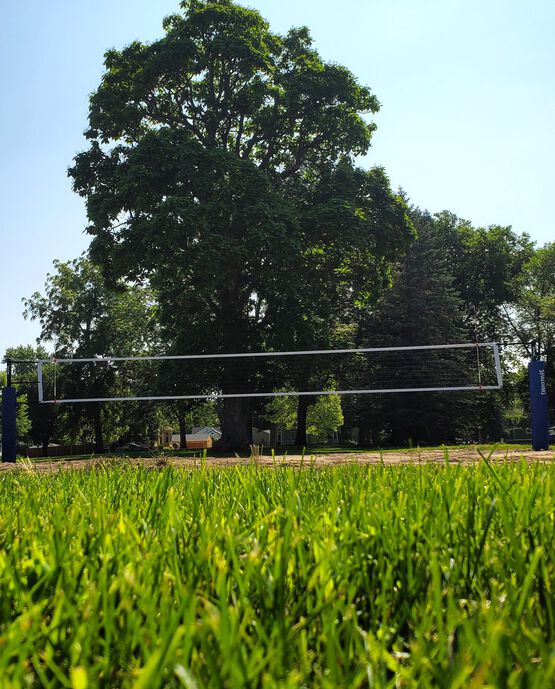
23, 257, 160, 451
4, 1, 542, 455
69, 0, 413, 448
3, 345, 52, 452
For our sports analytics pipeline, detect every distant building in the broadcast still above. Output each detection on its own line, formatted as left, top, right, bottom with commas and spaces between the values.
271, 426, 339, 446
160, 425, 270, 448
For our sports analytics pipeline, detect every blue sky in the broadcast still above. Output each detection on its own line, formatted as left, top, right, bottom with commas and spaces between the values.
1, 0, 553, 357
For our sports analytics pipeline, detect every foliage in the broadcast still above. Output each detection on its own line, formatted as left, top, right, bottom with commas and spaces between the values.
348, 207, 535, 445
504, 396, 527, 428
14, 393, 31, 439
23, 257, 159, 449
266, 393, 344, 438
0, 384, 31, 445
508, 242, 555, 356
357, 223, 479, 444
23, 258, 158, 357
306, 394, 344, 437
182, 400, 220, 429
3, 345, 55, 451
265, 394, 297, 430
508, 242, 555, 417
1, 460, 555, 686
0, 364, 32, 442
430, 210, 534, 340
68, 0, 413, 448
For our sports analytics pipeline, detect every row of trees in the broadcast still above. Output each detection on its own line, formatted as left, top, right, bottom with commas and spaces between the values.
8, 212, 551, 453
4, 0, 552, 451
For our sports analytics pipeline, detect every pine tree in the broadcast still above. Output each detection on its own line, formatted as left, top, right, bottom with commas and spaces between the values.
358, 221, 478, 445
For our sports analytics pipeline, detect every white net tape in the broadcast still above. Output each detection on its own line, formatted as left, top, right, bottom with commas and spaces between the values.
36, 343, 502, 404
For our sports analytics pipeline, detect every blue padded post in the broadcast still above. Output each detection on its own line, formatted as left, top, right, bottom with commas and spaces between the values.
2, 386, 17, 463
528, 360, 550, 451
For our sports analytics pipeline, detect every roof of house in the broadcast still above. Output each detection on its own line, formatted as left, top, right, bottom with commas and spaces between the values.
191, 426, 222, 438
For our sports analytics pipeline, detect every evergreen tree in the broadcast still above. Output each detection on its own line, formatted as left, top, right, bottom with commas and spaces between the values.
358, 223, 479, 445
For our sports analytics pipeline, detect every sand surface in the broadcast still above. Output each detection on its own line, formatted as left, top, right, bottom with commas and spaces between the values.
2, 447, 553, 473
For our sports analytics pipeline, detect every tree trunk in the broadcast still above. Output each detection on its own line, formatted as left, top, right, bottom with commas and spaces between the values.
295, 396, 314, 447
212, 278, 255, 451
269, 422, 278, 447
358, 424, 371, 448
216, 397, 252, 451
178, 412, 187, 449
93, 403, 104, 453
41, 436, 49, 457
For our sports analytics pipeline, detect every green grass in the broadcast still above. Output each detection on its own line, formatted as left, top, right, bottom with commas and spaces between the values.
1, 457, 555, 687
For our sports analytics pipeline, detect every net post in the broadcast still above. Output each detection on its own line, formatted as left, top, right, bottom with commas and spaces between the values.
2, 360, 17, 463
37, 361, 44, 403
493, 343, 503, 388
528, 345, 550, 451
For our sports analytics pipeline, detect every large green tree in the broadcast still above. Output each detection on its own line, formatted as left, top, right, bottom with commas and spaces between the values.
357, 224, 486, 445
426, 210, 535, 440
69, 0, 413, 449
429, 210, 533, 340
507, 242, 555, 418
271, 161, 413, 445
3, 345, 54, 455
24, 257, 159, 452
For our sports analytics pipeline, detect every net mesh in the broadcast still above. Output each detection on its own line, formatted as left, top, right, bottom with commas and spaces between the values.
38, 344, 501, 403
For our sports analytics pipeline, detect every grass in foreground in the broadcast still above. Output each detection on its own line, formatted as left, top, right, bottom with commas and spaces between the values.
1, 457, 555, 687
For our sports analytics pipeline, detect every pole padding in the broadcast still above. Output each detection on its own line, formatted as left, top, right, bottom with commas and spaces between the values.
528, 360, 550, 451
1, 386, 17, 463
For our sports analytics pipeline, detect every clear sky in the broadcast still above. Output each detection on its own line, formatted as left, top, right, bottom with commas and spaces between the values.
1, 0, 553, 357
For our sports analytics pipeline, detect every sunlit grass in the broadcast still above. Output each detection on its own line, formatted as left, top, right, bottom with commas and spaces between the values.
1, 457, 555, 687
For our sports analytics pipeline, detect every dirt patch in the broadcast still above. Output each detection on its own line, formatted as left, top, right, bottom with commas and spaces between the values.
1, 447, 554, 473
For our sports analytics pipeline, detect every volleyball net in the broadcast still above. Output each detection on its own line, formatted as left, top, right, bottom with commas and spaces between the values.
36, 342, 502, 404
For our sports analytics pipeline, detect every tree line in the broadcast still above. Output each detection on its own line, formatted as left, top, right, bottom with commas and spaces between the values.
3, 0, 553, 452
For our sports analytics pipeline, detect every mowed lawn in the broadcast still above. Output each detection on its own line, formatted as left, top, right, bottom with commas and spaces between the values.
1, 458, 555, 688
